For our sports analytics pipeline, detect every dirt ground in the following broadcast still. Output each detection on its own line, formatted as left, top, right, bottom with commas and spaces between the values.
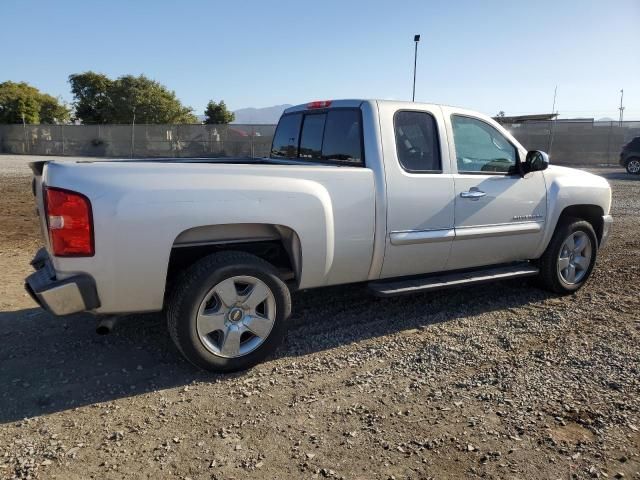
0, 156, 638, 480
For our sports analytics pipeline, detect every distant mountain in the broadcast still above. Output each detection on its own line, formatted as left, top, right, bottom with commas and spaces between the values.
232, 104, 292, 124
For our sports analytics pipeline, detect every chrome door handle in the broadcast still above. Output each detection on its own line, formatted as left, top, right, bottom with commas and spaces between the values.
460, 189, 486, 199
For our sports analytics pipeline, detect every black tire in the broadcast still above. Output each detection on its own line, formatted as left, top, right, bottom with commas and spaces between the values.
625, 157, 640, 175
536, 217, 598, 294
166, 251, 291, 372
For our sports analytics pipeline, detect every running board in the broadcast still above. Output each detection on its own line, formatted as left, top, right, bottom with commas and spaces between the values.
368, 263, 539, 297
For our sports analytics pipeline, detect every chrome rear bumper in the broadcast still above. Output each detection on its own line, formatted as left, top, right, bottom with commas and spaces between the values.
25, 248, 100, 316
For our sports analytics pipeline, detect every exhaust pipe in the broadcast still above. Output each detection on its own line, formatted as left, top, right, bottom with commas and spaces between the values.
96, 316, 118, 335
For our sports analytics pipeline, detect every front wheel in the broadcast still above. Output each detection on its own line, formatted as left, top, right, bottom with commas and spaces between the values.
536, 218, 598, 294
625, 157, 640, 174
166, 251, 292, 372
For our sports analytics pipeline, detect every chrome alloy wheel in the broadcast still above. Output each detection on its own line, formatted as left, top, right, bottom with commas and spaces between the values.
627, 158, 640, 174
557, 231, 593, 285
196, 275, 276, 358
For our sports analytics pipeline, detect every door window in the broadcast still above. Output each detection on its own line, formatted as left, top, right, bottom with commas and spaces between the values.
394, 111, 441, 172
451, 115, 517, 173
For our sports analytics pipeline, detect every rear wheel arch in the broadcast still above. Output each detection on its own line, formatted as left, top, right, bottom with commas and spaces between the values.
164, 223, 302, 304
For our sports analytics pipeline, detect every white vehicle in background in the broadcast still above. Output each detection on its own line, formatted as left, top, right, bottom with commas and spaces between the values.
26, 99, 612, 372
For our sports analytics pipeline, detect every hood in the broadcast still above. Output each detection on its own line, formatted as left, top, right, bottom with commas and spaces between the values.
544, 165, 610, 188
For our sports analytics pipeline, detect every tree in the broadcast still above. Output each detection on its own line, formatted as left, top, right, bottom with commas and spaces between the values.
68, 72, 197, 124
0, 81, 69, 124
68, 72, 113, 124
204, 100, 235, 124
39, 93, 72, 124
496, 111, 506, 118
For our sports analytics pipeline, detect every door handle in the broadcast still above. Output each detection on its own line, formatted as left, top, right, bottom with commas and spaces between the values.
460, 189, 486, 199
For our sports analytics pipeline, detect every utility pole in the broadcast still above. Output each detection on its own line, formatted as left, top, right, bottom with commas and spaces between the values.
130, 107, 136, 158
619, 89, 625, 125
548, 85, 558, 154
22, 113, 28, 154
412, 34, 420, 102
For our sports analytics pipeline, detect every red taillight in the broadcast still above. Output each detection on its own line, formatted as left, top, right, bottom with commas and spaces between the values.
45, 187, 94, 257
307, 100, 332, 109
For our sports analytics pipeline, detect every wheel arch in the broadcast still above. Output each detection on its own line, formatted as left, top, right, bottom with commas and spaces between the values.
165, 223, 302, 303
556, 204, 604, 245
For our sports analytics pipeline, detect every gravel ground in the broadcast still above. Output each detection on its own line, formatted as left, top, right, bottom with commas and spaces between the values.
0, 156, 638, 480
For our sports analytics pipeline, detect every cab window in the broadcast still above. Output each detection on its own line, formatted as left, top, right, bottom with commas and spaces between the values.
394, 111, 441, 172
451, 115, 518, 173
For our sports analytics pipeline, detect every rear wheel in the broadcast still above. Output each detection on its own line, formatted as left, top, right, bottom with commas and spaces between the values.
536, 218, 598, 294
626, 157, 640, 174
167, 251, 291, 372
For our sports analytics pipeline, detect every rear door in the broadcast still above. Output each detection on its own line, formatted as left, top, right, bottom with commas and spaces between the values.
378, 102, 456, 278
443, 107, 547, 270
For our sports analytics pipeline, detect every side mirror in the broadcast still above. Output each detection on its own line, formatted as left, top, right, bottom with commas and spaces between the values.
524, 150, 549, 174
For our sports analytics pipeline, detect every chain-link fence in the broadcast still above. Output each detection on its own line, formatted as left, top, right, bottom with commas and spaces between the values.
0, 124, 276, 158
1, 121, 639, 166
504, 121, 640, 166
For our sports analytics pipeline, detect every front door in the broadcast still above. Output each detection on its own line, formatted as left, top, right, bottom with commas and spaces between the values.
443, 109, 547, 270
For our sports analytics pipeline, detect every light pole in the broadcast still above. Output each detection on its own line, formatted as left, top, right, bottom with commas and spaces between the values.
412, 34, 420, 102
619, 89, 625, 125
548, 85, 558, 154
130, 106, 136, 158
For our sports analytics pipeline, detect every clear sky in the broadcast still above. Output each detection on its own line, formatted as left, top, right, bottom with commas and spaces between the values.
2, 0, 639, 120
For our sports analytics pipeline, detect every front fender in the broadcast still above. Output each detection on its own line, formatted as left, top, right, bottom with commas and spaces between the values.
534, 166, 611, 258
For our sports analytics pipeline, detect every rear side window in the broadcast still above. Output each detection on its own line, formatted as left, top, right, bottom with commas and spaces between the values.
270, 113, 302, 158
270, 109, 363, 165
394, 111, 441, 172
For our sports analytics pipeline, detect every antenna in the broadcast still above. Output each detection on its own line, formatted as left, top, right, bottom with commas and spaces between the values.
412, 35, 420, 102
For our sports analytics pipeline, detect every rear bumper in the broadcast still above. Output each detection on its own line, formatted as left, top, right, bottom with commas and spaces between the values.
24, 248, 100, 316
600, 215, 613, 248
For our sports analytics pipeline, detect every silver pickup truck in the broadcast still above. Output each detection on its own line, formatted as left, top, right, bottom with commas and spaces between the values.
26, 99, 613, 372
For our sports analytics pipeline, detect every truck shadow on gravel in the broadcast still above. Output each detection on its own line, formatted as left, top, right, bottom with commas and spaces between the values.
0, 280, 555, 423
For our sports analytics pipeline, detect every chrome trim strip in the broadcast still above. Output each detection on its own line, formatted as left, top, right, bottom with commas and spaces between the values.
455, 221, 542, 240
390, 221, 543, 246
390, 228, 455, 246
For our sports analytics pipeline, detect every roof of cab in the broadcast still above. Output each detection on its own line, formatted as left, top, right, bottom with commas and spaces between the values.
283, 99, 462, 115
284, 99, 366, 114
